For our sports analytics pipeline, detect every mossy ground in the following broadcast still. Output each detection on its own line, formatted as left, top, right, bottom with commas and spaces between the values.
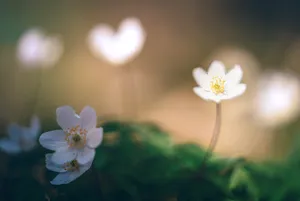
1, 120, 300, 201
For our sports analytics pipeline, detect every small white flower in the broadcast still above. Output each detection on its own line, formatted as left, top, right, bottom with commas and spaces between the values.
0, 116, 41, 154
45, 153, 92, 185
17, 28, 63, 69
87, 17, 146, 65
39, 106, 103, 165
193, 60, 247, 103
254, 71, 300, 127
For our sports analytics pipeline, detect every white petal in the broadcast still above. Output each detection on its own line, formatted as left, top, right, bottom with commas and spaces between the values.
208, 61, 226, 77
77, 147, 95, 165
225, 65, 243, 87
79, 160, 93, 174
50, 172, 78, 185
87, 128, 103, 148
192, 68, 210, 90
30, 115, 41, 137
193, 87, 223, 103
50, 159, 93, 185
56, 106, 80, 130
51, 147, 77, 165
0, 139, 21, 154
209, 94, 222, 103
80, 106, 97, 130
7, 123, 22, 141
193, 87, 212, 101
45, 153, 66, 173
39, 130, 68, 151
224, 84, 247, 100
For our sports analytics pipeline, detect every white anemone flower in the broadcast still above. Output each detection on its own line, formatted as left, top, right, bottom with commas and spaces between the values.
45, 153, 92, 185
193, 61, 247, 103
39, 106, 103, 165
0, 116, 40, 154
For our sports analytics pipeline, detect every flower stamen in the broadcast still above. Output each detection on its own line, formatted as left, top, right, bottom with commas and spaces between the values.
64, 125, 87, 148
63, 159, 80, 172
210, 76, 226, 95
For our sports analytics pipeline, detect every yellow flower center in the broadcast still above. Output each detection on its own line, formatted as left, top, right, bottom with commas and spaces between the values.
210, 76, 226, 94
63, 159, 80, 172
65, 125, 87, 149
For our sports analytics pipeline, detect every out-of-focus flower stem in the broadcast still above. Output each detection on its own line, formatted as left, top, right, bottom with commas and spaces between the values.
30, 67, 44, 118
120, 63, 138, 119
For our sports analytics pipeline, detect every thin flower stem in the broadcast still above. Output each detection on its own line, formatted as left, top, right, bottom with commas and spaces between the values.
199, 103, 222, 174
12, 66, 44, 122
120, 63, 138, 118
29, 67, 44, 119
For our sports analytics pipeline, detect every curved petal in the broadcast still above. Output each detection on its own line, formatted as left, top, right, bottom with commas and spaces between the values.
193, 87, 212, 101
79, 160, 93, 174
223, 84, 247, 100
7, 123, 22, 141
50, 172, 79, 185
77, 147, 95, 165
45, 153, 66, 173
209, 94, 222, 103
225, 65, 243, 87
0, 139, 21, 154
87, 128, 103, 148
56, 106, 80, 130
39, 130, 68, 151
51, 147, 77, 165
50, 158, 93, 185
193, 87, 223, 103
80, 106, 97, 130
208, 61, 226, 77
192, 68, 210, 90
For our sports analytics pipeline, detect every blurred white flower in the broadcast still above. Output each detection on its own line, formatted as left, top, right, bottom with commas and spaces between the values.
45, 153, 92, 185
39, 106, 103, 165
17, 28, 63, 68
193, 61, 247, 103
254, 71, 300, 127
87, 17, 146, 65
0, 116, 40, 154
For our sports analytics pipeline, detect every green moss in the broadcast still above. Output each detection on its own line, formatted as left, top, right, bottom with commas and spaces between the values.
2, 120, 300, 201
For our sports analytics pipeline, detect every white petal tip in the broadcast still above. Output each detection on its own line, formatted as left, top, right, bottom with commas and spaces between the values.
208, 61, 226, 77
50, 180, 63, 185
233, 65, 243, 72
192, 67, 201, 74
211, 60, 224, 66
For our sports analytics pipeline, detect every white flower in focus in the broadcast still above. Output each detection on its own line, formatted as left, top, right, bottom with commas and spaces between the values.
45, 153, 92, 185
193, 61, 247, 103
0, 116, 41, 154
39, 106, 103, 165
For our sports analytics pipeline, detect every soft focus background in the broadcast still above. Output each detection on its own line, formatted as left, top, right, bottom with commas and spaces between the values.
1, 0, 300, 162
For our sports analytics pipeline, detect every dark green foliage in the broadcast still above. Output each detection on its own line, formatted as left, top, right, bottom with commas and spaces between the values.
1, 119, 300, 201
